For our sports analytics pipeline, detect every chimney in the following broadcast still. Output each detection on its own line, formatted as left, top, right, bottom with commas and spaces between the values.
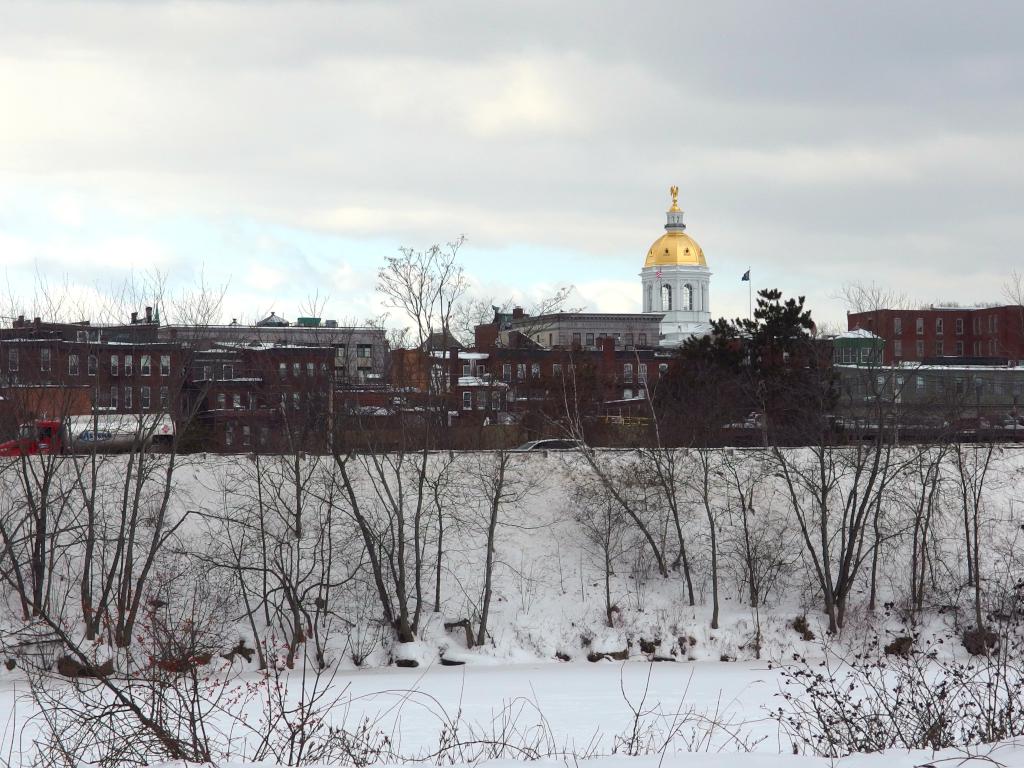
145, 306, 153, 323
449, 347, 461, 393
475, 323, 498, 349
131, 311, 138, 324
512, 306, 525, 319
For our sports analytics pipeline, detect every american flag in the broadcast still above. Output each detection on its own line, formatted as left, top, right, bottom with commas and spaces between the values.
655, 269, 663, 279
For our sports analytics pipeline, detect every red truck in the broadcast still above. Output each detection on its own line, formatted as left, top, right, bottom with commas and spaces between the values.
0, 419, 67, 457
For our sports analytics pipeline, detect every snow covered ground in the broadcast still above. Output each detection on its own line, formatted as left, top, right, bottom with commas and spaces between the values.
2, 658, 1023, 767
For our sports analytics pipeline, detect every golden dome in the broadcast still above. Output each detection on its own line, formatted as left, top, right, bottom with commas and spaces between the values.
644, 230, 706, 268
643, 185, 706, 268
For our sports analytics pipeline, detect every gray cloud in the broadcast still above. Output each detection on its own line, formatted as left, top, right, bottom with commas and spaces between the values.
0, 0, 1021, 325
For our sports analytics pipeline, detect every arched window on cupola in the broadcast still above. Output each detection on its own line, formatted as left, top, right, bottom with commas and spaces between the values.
683, 284, 693, 311
661, 284, 672, 311
646, 285, 652, 313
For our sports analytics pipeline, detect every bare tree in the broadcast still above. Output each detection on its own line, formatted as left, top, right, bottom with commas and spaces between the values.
629, 442, 695, 604
377, 236, 468, 360
467, 449, 536, 646
572, 473, 633, 627
426, 451, 459, 613
950, 441, 1000, 635
836, 281, 912, 315
899, 444, 950, 617
769, 347, 907, 633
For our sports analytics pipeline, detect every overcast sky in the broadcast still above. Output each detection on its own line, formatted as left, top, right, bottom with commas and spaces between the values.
1, 1, 1022, 331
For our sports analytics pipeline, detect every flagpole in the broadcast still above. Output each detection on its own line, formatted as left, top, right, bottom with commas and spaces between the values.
748, 268, 752, 321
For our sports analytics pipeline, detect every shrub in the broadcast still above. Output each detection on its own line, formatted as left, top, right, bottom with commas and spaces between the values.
774, 627, 1024, 757
791, 615, 815, 641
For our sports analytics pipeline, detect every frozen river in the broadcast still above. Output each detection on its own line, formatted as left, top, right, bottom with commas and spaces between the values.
328, 659, 784, 755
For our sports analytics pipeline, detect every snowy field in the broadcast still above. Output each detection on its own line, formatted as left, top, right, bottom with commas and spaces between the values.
0, 447, 1022, 765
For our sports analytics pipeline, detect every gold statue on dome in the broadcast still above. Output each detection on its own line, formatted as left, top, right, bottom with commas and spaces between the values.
669, 185, 680, 211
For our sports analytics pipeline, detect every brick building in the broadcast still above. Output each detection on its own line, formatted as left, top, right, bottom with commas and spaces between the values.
0, 314, 187, 426
190, 343, 334, 452
837, 309, 1024, 430
0, 311, 353, 453
391, 325, 676, 442
847, 305, 1024, 365
159, 314, 388, 386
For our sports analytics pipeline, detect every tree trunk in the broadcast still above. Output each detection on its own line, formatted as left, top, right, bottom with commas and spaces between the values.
604, 544, 614, 627
476, 457, 505, 646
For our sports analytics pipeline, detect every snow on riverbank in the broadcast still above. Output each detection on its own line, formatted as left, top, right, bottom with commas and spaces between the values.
5, 659, 1022, 767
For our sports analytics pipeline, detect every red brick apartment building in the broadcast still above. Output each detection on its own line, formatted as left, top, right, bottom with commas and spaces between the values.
0, 312, 346, 453
391, 331, 674, 437
0, 313, 187, 426
848, 305, 1024, 365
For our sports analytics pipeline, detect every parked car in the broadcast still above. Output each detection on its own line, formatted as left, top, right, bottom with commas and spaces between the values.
723, 412, 764, 430
511, 438, 584, 452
